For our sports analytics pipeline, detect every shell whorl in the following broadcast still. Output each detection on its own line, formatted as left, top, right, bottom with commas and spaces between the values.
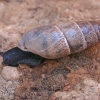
57, 21, 99, 54
18, 21, 100, 59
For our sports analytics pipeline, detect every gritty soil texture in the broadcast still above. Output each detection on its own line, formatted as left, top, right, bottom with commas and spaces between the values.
0, 0, 100, 100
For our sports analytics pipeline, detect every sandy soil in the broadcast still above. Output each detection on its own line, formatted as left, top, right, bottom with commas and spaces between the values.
0, 0, 100, 100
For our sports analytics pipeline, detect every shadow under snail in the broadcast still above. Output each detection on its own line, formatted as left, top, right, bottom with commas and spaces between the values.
0, 20, 100, 67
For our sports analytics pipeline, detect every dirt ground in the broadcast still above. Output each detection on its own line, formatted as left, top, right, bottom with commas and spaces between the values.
0, 0, 100, 100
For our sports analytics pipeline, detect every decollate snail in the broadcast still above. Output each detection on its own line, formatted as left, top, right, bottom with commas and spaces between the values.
18, 20, 100, 59
1, 20, 100, 66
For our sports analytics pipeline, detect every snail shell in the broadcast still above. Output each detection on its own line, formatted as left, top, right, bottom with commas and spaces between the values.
18, 21, 100, 59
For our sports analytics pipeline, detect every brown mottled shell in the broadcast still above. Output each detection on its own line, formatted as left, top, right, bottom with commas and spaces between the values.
18, 21, 100, 59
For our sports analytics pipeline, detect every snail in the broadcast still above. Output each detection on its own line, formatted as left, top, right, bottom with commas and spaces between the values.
0, 20, 100, 67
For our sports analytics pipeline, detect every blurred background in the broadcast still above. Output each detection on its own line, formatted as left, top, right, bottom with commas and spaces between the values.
0, 0, 100, 28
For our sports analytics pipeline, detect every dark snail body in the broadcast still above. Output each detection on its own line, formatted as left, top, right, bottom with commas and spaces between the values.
0, 47, 45, 67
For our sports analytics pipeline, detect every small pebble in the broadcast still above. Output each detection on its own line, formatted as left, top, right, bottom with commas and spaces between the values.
5, 81, 12, 88
1, 66, 21, 81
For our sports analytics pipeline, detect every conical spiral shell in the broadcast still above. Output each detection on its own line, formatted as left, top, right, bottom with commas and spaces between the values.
18, 21, 100, 59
